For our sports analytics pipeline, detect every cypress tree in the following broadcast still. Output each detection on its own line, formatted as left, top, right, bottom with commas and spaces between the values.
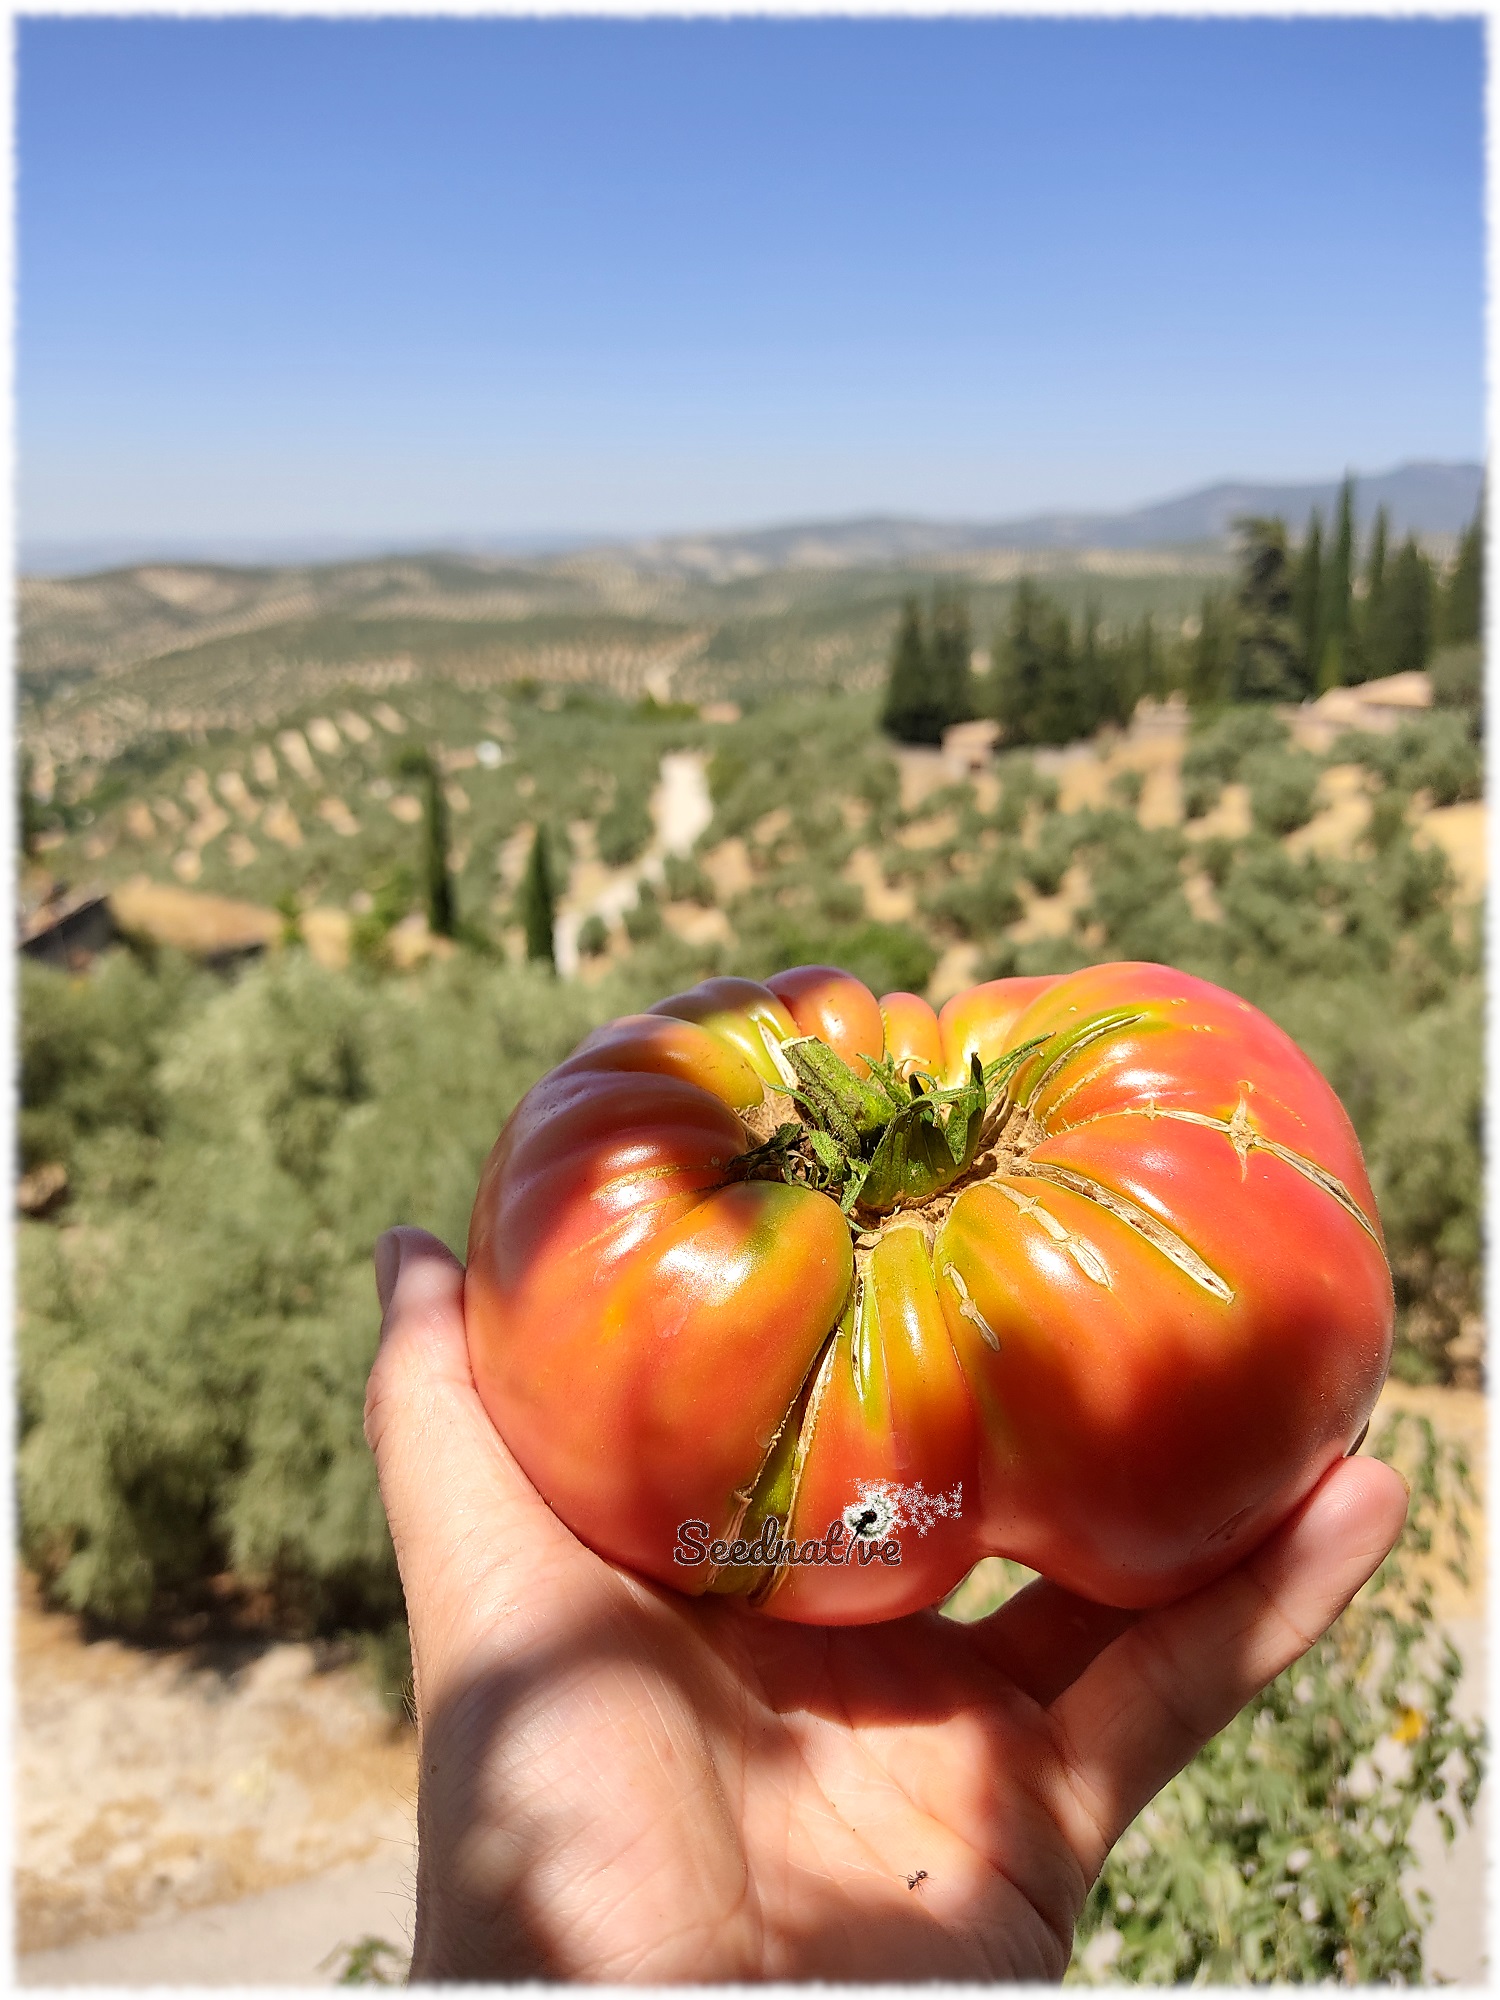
521, 824, 557, 967
1318, 476, 1355, 690
1035, 598, 1088, 744
19, 750, 41, 861
1186, 591, 1235, 708
1078, 601, 1115, 731
396, 746, 456, 937
424, 768, 455, 938
929, 587, 977, 727
991, 579, 1049, 746
1375, 537, 1435, 678
1442, 499, 1483, 645
1231, 517, 1301, 701
882, 597, 945, 745
1356, 506, 1390, 684
1291, 510, 1323, 686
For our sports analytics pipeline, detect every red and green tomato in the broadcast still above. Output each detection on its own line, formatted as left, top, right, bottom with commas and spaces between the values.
466, 962, 1393, 1623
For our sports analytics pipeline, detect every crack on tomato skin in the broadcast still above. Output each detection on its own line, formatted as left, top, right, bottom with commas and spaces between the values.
1016, 1008, 1150, 1112
942, 1262, 1000, 1351
848, 1264, 870, 1404
747, 1311, 847, 1611
1136, 1099, 1383, 1244
992, 1183, 1113, 1288
707, 1303, 846, 1600
1014, 1162, 1236, 1304
757, 1019, 800, 1089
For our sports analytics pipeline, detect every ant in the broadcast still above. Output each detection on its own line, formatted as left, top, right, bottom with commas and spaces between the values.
906, 1869, 928, 1891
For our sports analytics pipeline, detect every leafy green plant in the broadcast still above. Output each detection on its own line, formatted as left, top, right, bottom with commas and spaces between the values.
319, 1934, 411, 1985
1067, 1410, 1484, 1984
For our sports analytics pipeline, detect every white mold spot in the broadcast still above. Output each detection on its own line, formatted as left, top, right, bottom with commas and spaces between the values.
848, 1478, 964, 1539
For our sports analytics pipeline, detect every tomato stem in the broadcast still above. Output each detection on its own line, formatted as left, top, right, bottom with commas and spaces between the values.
733, 1032, 1049, 1221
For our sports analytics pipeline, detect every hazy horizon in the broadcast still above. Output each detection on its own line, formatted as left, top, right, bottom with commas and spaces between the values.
18, 455, 1482, 579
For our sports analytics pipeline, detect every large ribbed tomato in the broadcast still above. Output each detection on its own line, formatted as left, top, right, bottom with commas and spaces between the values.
465, 962, 1393, 1624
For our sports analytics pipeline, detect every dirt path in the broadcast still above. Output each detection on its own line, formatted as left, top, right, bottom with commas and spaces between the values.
14, 1575, 416, 1958
555, 748, 713, 974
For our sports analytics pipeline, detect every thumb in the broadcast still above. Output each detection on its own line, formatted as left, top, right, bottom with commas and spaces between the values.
365, 1226, 587, 1689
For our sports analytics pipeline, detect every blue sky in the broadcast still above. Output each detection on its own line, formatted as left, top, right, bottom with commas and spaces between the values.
18, 16, 1486, 552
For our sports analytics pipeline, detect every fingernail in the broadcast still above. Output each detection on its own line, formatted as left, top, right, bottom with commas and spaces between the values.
374, 1230, 403, 1319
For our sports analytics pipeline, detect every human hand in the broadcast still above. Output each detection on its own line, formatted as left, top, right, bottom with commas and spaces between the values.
366, 1225, 1407, 1983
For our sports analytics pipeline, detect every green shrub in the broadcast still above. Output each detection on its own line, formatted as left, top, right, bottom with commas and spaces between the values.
1196, 835, 1238, 888
19, 950, 199, 1178
1333, 714, 1481, 809
1181, 770, 1222, 821
815, 875, 866, 925
992, 755, 1059, 833
624, 882, 664, 942
1243, 747, 1321, 836
17, 954, 612, 1628
853, 752, 901, 827
982, 934, 1096, 981
921, 861, 1024, 940
662, 852, 715, 905
1428, 643, 1481, 734
577, 913, 609, 958
596, 783, 654, 867
1066, 1411, 1485, 1983
1080, 824, 1210, 970
1023, 818, 1082, 897
1182, 707, 1289, 788
731, 911, 936, 997
1214, 842, 1348, 982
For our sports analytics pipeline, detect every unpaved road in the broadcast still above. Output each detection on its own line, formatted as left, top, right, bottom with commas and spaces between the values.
555, 747, 714, 975
14, 1573, 416, 1966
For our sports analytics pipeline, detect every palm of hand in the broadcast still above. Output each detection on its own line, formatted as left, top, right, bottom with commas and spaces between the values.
369, 1229, 1405, 1985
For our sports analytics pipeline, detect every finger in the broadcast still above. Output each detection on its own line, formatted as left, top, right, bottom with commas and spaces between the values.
364, 1227, 590, 1680
960, 1576, 1139, 1707
1045, 1456, 1408, 1877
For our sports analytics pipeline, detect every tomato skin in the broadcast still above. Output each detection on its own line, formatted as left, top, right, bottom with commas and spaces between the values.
766, 965, 885, 1076
648, 976, 798, 1088
465, 962, 1394, 1623
879, 991, 943, 1077
466, 1058, 852, 1588
936, 975, 1064, 1082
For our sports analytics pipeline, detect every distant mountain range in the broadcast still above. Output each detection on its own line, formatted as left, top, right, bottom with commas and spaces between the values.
20, 459, 1481, 579
623, 461, 1483, 576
